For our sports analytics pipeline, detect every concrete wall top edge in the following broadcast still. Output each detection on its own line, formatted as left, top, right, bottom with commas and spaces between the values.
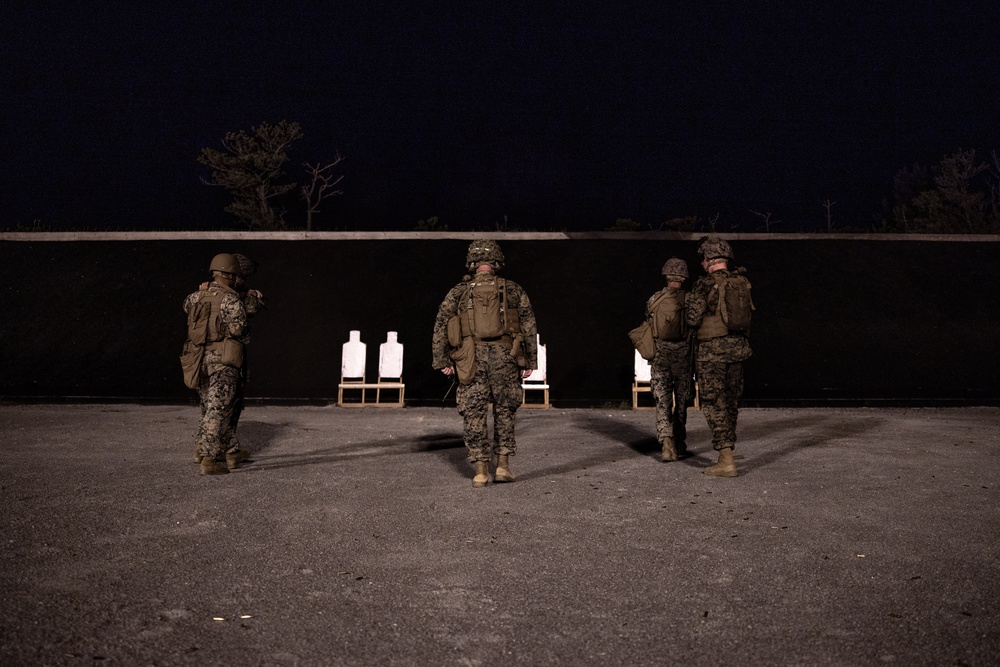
3, 231, 1000, 242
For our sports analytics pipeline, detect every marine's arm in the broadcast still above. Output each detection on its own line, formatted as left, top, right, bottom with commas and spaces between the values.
432, 284, 464, 370
511, 283, 538, 370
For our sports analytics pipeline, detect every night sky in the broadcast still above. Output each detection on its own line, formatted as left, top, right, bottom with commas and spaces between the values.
4, 2, 999, 232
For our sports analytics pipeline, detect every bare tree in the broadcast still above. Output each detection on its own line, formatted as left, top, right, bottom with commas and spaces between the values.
750, 209, 781, 232
301, 156, 345, 231
822, 199, 836, 231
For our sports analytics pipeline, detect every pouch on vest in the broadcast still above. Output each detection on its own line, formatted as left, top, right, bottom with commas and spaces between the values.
221, 338, 244, 368
450, 337, 477, 385
629, 320, 656, 361
179, 340, 203, 389
447, 315, 462, 348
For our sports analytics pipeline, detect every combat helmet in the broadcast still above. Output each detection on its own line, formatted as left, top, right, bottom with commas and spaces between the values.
697, 236, 733, 260
661, 257, 689, 280
232, 253, 258, 279
466, 239, 505, 271
209, 253, 242, 277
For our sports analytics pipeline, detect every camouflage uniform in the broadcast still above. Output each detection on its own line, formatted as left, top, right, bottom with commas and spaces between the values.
183, 282, 248, 462
649, 330, 692, 450
432, 273, 537, 463
685, 268, 752, 451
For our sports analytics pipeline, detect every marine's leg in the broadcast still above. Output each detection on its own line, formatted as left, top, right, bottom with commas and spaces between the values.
457, 377, 490, 462
694, 360, 730, 451
650, 358, 675, 451
697, 359, 739, 477
197, 364, 240, 475
723, 361, 744, 446
488, 346, 522, 482
671, 353, 693, 454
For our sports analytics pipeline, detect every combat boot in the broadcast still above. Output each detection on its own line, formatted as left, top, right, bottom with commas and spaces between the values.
472, 461, 490, 487
194, 449, 202, 464
495, 454, 516, 483
199, 458, 230, 476
676, 440, 688, 457
226, 449, 250, 469
704, 447, 737, 477
660, 437, 678, 462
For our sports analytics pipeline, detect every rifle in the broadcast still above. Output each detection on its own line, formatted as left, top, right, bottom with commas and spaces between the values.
442, 374, 458, 402
686, 330, 698, 405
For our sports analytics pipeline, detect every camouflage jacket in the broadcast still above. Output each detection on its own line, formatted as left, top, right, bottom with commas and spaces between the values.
432, 274, 538, 370
685, 268, 752, 363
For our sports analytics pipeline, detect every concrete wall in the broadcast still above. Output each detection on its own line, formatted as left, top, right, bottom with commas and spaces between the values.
2, 232, 998, 405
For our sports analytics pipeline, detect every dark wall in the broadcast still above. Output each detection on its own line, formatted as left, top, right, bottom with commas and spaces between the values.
2, 235, 998, 405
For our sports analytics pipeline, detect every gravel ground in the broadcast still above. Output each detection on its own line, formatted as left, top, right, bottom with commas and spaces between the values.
2, 404, 999, 666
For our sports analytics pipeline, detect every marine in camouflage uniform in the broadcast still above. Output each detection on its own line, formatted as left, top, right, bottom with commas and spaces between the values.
183, 253, 249, 476
432, 240, 538, 487
646, 257, 693, 462
685, 237, 752, 477
225, 253, 266, 466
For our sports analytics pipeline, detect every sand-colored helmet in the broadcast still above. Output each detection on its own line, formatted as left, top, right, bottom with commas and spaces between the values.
661, 257, 689, 280
697, 236, 734, 260
466, 239, 505, 271
209, 253, 242, 277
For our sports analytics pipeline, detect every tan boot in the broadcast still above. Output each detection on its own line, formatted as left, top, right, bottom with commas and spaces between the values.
226, 449, 250, 469
495, 454, 516, 483
199, 458, 230, 476
660, 437, 677, 462
472, 461, 490, 487
704, 447, 737, 477
194, 449, 202, 464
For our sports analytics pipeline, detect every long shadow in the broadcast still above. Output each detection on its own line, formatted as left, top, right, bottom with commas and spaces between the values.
413, 432, 468, 477
736, 411, 881, 476
515, 416, 666, 482
235, 419, 285, 458
573, 413, 706, 464
231, 419, 420, 471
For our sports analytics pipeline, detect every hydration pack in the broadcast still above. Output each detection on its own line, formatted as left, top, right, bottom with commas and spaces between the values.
715, 269, 754, 333
459, 276, 520, 339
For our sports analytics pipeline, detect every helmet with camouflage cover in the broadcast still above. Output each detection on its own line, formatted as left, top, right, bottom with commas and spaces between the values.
697, 236, 733, 260
661, 257, 689, 280
466, 239, 505, 271
209, 253, 242, 277
232, 253, 258, 279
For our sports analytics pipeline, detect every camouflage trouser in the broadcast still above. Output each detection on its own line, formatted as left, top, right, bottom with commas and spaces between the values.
456, 342, 523, 462
695, 359, 744, 451
199, 367, 245, 455
650, 344, 692, 447
196, 353, 241, 461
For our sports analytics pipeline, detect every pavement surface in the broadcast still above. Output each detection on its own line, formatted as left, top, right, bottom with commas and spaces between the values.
1, 404, 999, 666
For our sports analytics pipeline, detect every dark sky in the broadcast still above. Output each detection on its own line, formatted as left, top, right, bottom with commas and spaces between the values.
4, 2, 999, 232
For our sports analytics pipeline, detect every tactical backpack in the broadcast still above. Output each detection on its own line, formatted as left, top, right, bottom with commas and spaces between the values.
716, 269, 754, 333
180, 292, 221, 389
648, 288, 686, 340
459, 276, 520, 339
